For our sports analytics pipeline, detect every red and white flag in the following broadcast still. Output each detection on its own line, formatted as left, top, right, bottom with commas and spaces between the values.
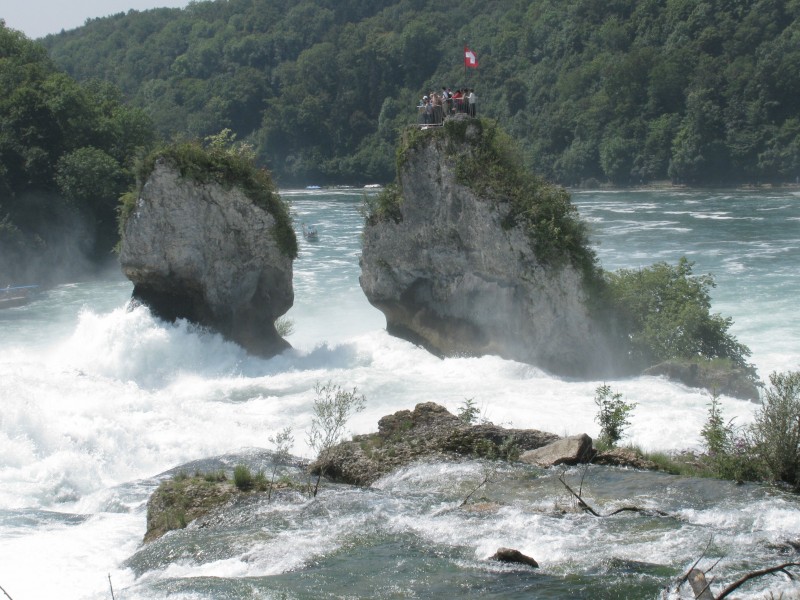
464, 46, 478, 69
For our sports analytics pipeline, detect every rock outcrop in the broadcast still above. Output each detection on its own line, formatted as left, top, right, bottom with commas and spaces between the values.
312, 402, 559, 486
144, 476, 235, 543
119, 160, 294, 357
359, 118, 613, 377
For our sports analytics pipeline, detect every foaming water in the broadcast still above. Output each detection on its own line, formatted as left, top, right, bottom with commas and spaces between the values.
0, 188, 799, 598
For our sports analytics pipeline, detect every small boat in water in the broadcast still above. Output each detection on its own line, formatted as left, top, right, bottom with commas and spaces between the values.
301, 222, 319, 241
0, 285, 38, 309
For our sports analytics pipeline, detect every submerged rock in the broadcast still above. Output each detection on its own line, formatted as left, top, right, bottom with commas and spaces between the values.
359, 118, 614, 377
119, 159, 294, 357
490, 547, 539, 568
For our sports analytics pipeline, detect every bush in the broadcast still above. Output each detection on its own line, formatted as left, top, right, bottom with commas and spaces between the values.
700, 391, 733, 455
604, 257, 755, 376
698, 393, 764, 481
750, 370, 800, 485
594, 384, 636, 448
275, 316, 294, 337
233, 464, 254, 491
457, 397, 481, 425
267, 426, 294, 501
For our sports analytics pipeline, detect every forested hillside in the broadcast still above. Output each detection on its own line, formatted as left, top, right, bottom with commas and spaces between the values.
0, 23, 154, 283
40, 0, 800, 186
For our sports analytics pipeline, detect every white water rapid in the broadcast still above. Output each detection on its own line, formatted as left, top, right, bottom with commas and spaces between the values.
0, 188, 798, 599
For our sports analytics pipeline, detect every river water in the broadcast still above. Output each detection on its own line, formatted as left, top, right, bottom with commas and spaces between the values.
0, 188, 798, 599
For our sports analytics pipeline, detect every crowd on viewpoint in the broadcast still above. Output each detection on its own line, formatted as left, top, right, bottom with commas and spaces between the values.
418, 87, 477, 125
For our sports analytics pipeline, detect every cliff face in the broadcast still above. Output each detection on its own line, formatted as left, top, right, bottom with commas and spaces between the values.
359, 119, 613, 377
119, 160, 293, 357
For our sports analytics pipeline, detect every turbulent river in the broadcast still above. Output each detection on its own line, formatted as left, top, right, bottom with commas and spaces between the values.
1, 188, 799, 599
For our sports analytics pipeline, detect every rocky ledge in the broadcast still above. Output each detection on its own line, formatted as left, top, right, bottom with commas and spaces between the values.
311, 402, 651, 486
119, 159, 294, 358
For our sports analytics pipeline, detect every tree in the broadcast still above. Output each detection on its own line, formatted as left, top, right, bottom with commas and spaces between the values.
306, 381, 366, 496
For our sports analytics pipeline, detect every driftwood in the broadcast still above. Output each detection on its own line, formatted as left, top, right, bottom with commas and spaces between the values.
461, 472, 493, 507
675, 537, 800, 599
714, 562, 800, 599
688, 568, 715, 600
557, 470, 669, 518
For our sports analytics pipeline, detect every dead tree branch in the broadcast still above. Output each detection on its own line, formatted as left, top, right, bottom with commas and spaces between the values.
688, 568, 715, 600
675, 536, 715, 592
461, 472, 492, 507
714, 562, 800, 600
0, 583, 14, 600
557, 471, 669, 518
558, 471, 601, 516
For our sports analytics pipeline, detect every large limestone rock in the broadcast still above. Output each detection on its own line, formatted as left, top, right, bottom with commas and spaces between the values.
519, 433, 595, 468
119, 160, 293, 357
359, 119, 612, 377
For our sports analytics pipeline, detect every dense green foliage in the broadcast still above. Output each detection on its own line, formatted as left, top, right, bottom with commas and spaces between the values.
0, 23, 155, 283
41, 0, 800, 187
604, 257, 754, 374
127, 132, 298, 259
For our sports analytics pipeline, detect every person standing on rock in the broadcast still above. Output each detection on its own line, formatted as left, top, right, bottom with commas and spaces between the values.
467, 88, 477, 117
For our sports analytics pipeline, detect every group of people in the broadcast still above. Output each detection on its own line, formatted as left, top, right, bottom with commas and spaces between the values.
418, 87, 477, 125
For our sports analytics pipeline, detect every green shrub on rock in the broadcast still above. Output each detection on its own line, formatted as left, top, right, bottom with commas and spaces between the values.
233, 464, 254, 491
750, 370, 800, 486
121, 130, 297, 259
604, 257, 756, 381
594, 384, 636, 448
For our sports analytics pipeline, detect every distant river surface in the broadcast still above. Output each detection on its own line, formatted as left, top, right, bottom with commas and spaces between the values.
0, 188, 798, 599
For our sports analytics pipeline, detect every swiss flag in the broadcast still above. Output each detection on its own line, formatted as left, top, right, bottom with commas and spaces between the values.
464, 46, 478, 68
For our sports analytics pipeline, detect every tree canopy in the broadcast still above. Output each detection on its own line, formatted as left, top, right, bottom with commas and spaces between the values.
40, 0, 800, 187
0, 22, 155, 283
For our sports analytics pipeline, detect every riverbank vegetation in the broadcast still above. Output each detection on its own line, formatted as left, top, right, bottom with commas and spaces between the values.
621, 371, 800, 488
0, 23, 155, 284
39, 0, 800, 188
